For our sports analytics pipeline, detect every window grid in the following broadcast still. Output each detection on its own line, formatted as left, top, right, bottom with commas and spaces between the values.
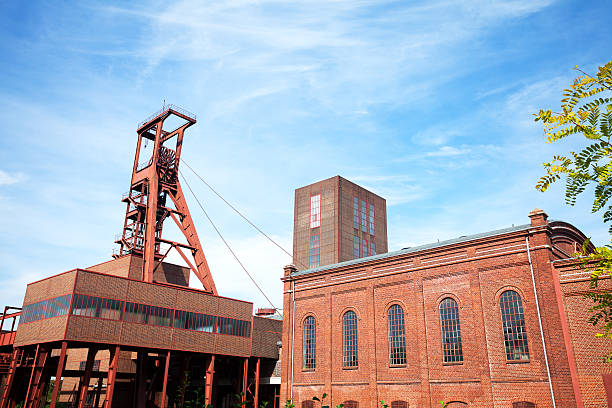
354, 235, 360, 258
310, 234, 320, 268
369, 204, 375, 235
388, 305, 407, 365
500, 290, 530, 361
390, 402, 407, 408
303, 316, 316, 370
439, 298, 463, 363
343, 311, 358, 368
353, 197, 359, 229
361, 200, 367, 232
310, 195, 321, 228
20, 293, 250, 338
370, 241, 375, 256
21, 294, 73, 324
362, 238, 367, 258
343, 401, 358, 408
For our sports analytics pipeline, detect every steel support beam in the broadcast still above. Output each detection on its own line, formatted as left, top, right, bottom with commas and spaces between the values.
160, 351, 171, 408
94, 377, 103, 408
23, 345, 40, 408
76, 347, 97, 408
0, 348, 19, 408
50, 342, 68, 408
104, 346, 120, 408
204, 355, 215, 407
254, 358, 260, 408
242, 358, 248, 402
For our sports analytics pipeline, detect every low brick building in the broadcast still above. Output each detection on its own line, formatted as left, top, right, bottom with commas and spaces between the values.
280, 209, 612, 408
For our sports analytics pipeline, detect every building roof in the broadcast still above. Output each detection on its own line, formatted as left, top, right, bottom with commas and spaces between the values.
291, 223, 533, 277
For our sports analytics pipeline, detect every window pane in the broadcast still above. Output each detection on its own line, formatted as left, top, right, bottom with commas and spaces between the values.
343, 311, 358, 367
500, 290, 530, 361
310, 195, 321, 228
303, 316, 316, 369
353, 197, 359, 229
439, 298, 463, 363
361, 200, 367, 232
388, 305, 407, 365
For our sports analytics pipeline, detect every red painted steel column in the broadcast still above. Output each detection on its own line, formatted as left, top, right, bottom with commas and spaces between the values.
50, 342, 68, 408
30, 347, 50, 408
0, 348, 19, 408
204, 355, 215, 407
0, 307, 6, 333
160, 351, 171, 408
242, 358, 248, 402
104, 346, 120, 408
23, 345, 40, 408
76, 347, 97, 408
253, 358, 260, 408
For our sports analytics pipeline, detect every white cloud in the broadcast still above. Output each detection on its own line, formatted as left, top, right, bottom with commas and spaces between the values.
0, 170, 26, 185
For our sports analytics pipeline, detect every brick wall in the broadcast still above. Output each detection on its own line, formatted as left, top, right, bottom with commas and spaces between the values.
281, 213, 597, 408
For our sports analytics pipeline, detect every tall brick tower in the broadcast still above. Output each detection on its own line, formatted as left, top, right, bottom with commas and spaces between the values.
292, 176, 387, 270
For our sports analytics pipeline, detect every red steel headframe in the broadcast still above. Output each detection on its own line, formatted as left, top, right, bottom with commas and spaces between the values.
115, 105, 217, 294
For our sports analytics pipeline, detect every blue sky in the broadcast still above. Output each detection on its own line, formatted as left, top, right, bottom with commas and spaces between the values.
0, 0, 611, 311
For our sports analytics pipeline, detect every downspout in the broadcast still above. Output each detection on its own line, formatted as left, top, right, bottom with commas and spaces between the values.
291, 279, 295, 401
526, 236, 556, 408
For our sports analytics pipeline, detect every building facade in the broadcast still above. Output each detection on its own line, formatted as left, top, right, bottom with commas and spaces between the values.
280, 208, 612, 408
293, 176, 388, 270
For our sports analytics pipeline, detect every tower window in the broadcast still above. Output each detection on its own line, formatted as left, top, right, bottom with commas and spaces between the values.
500, 290, 530, 361
439, 297, 463, 363
353, 197, 359, 229
354, 235, 360, 258
388, 304, 407, 365
369, 204, 375, 235
303, 316, 316, 369
309, 234, 320, 268
343, 311, 358, 367
362, 238, 367, 258
361, 200, 367, 232
370, 241, 375, 256
310, 195, 321, 228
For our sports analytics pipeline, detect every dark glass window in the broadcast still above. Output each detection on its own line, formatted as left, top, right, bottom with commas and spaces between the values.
369, 204, 375, 235
124, 302, 172, 327
344, 401, 358, 408
390, 402, 406, 408
310, 234, 320, 268
500, 290, 530, 361
439, 297, 463, 363
388, 304, 407, 365
302, 402, 314, 408
353, 197, 359, 229
21, 294, 72, 324
370, 241, 375, 256
303, 316, 316, 369
353, 235, 360, 258
343, 311, 358, 368
361, 200, 367, 232
362, 238, 367, 258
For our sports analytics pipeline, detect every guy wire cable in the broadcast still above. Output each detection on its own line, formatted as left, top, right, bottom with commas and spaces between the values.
179, 170, 281, 317
180, 158, 308, 270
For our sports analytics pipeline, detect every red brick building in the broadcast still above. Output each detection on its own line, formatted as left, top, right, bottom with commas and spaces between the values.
280, 207, 612, 408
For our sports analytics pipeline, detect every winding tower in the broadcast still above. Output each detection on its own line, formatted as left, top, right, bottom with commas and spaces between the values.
116, 105, 216, 293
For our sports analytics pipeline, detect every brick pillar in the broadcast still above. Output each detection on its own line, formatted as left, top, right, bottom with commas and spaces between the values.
528, 208, 580, 407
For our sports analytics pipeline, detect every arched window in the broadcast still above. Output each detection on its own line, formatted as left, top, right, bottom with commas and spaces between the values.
343, 401, 358, 408
387, 304, 407, 365
302, 401, 314, 408
439, 297, 463, 363
500, 290, 530, 361
390, 401, 407, 408
303, 316, 316, 369
343, 311, 358, 367
513, 402, 535, 408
